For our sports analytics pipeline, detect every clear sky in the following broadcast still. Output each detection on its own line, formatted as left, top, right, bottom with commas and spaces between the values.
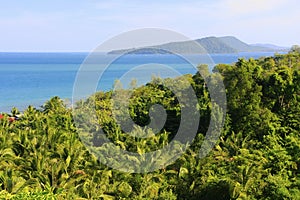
0, 0, 299, 52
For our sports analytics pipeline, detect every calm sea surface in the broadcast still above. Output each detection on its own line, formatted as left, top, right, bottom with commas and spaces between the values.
0, 52, 282, 112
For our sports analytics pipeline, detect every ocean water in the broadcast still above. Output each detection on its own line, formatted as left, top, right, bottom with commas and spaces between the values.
0, 52, 281, 112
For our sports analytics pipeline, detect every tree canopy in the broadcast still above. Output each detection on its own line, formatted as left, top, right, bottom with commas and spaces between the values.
0, 52, 299, 199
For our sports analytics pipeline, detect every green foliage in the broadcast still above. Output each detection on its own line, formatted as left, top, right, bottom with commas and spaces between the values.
289, 45, 300, 54
0, 52, 299, 199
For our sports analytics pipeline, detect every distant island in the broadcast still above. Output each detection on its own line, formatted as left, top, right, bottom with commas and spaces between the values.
108, 36, 289, 54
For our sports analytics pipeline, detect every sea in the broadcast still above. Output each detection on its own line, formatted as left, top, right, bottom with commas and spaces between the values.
0, 52, 283, 112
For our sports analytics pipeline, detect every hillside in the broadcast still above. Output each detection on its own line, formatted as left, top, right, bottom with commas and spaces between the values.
108, 36, 285, 54
217, 36, 269, 52
0, 52, 299, 199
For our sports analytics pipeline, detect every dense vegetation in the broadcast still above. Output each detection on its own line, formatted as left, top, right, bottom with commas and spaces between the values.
0, 52, 299, 199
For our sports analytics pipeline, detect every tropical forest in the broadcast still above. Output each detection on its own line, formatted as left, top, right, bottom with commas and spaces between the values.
0, 50, 299, 199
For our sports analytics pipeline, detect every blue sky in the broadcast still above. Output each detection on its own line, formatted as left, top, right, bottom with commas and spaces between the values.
0, 0, 299, 52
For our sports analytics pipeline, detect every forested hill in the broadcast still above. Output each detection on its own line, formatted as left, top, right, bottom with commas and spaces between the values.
108, 36, 288, 54
0, 51, 299, 199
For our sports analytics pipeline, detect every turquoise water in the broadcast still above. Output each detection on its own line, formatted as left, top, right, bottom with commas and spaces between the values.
0, 52, 280, 112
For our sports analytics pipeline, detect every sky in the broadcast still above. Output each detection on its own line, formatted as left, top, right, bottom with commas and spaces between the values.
0, 0, 299, 52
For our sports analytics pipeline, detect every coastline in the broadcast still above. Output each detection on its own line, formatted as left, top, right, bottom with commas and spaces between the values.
0, 52, 285, 113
